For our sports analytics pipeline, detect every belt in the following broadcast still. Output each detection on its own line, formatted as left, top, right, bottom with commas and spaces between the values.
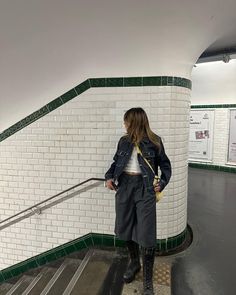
124, 172, 142, 176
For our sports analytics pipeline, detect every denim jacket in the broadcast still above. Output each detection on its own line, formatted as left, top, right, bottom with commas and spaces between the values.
105, 135, 171, 192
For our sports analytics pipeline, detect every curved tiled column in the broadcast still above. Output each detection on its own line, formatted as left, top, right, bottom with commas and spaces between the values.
149, 87, 191, 240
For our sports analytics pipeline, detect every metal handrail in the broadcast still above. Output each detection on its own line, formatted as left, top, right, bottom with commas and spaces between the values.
0, 177, 105, 225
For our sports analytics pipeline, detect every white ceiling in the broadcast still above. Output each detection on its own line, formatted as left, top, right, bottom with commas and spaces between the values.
1, 0, 236, 132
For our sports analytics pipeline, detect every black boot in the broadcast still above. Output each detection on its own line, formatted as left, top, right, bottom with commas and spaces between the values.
142, 247, 155, 295
123, 240, 141, 283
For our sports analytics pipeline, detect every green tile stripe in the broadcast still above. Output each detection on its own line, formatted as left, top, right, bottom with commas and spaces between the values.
189, 163, 236, 173
191, 104, 236, 109
0, 76, 191, 142
0, 229, 187, 282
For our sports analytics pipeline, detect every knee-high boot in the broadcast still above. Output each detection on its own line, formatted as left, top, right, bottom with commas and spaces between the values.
142, 247, 155, 295
123, 240, 141, 283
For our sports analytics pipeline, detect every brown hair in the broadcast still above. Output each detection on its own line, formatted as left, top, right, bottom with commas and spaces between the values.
123, 107, 161, 150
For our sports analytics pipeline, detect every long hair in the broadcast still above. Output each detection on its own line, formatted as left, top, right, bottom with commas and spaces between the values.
123, 107, 161, 150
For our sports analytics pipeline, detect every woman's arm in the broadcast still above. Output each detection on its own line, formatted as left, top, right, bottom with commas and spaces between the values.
104, 138, 121, 181
156, 138, 172, 192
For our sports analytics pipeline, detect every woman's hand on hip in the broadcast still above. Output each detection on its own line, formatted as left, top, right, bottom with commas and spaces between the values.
154, 184, 161, 192
105, 179, 117, 191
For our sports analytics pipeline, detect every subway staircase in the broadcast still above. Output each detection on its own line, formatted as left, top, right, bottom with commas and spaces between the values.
0, 248, 128, 295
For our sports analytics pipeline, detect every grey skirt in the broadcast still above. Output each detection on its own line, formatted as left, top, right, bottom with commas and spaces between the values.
115, 173, 157, 248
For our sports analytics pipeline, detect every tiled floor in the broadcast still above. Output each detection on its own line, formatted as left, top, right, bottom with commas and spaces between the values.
122, 281, 170, 295
122, 256, 171, 295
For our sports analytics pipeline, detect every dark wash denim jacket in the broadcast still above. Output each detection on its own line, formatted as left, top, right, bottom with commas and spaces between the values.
105, 135, 171, 193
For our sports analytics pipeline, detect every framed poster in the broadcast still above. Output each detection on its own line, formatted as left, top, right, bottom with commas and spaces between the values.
189, 110, 215, 161
227, 109, 236, 164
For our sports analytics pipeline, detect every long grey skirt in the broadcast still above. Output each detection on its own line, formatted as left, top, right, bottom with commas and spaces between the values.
115, 173, 157, 248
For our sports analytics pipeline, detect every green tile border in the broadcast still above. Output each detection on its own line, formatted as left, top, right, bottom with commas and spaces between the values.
191, 104, 236, 109
0, 76, 191, 142
189, 163, 236, 173
0, 229, 187, 283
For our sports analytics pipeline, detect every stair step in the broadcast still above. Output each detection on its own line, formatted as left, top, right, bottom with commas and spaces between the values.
0, 283, 14, 295
21, 267, 56, 295
63, 249, 115, 295
6, 275, 34, 295
40, 258, 82, 295
1, 249, 120, 295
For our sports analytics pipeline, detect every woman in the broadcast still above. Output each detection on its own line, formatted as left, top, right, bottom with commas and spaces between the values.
105, 107, 171, 295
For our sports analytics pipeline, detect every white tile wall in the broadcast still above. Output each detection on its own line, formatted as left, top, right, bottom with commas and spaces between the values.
213, 109, 230, 165
0, 86, 191, 269
189, 108, 233, 167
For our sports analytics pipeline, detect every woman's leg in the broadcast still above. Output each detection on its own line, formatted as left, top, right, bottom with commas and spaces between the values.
114, 174, 141, 282
142, 247, 155, 295
123, 240, 141, 283
134, 187, 156, 294
114, 174, 135, 241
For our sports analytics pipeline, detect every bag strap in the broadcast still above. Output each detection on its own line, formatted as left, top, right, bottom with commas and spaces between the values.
135, 144, 162, 194
135, 144, 155, 175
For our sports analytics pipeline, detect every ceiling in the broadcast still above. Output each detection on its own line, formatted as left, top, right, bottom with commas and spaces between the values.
199, 29, 236, 60
1, 0, 236, 132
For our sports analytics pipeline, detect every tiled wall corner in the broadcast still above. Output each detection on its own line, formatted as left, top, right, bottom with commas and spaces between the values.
0, 77, 191, 269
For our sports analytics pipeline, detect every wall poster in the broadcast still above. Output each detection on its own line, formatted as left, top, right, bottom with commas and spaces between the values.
189, 110, 214, 161
228, 109, 236, 164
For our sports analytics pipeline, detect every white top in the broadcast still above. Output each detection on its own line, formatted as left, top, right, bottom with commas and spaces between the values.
124, 147, 142, 173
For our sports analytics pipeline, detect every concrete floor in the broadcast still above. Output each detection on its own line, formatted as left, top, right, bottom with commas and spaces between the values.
172, 168, 236, 295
